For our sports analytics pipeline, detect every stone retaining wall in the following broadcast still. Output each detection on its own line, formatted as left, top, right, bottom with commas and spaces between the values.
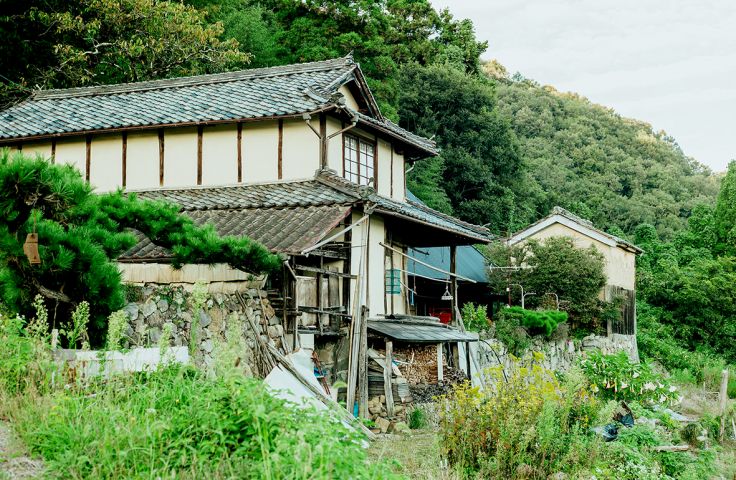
122, 281, 285, 376
472, 332, 639, 377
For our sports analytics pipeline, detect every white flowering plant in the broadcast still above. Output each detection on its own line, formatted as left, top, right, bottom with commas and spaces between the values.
580, 350, 680, 405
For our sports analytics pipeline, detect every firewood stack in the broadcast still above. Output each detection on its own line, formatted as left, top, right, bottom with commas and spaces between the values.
396, 345, 441, 385
365, 349, 412, 426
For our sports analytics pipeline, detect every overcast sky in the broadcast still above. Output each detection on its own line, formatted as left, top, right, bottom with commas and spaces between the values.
431, 0, 736, 172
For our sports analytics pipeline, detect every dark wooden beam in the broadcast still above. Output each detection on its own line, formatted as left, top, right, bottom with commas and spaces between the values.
294, 265, 356, 279
196, 125, 203, 185
85, 135, 91, 181
158, 128, 164, 186
277, 119, 283, 179
121, 132, 127, 188
50, 140, 56, 163
237, 122, 243, 182
319, 113, 327, 169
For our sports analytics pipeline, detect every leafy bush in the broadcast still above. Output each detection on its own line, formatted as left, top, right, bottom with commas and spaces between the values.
580, 351, 680, 405
408, 406, 428, 430
8, 366, 397, 479
494, 307, 567, 356
439, 359, 601, 478
460, 302, 489, 332
493, 308, 530, 357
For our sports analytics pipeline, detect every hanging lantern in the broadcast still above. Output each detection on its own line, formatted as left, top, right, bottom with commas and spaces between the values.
441, 283, 453, 301
23, 233, 41, 265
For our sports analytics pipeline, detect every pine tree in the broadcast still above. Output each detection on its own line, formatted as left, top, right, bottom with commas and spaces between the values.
0, 150, 280, 344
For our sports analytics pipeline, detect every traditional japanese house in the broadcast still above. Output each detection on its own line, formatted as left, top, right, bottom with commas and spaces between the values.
0, 55, 485, 416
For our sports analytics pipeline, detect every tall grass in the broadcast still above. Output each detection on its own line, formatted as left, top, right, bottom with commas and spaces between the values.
0, 313, 399, 479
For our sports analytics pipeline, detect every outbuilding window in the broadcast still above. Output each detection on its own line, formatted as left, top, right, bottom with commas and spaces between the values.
343, 133, 375, 186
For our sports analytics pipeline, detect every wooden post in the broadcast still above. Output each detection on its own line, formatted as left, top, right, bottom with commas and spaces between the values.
450, 245, 458, 324
465, 341, 472, 380
436, 343, 444, 382
384, 340, 395, 416
51, 329, 59, 350
719, 369, 729, 442
358, 306, 369, 418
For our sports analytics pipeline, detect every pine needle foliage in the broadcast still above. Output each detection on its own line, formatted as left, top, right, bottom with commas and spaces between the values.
0, 150, 280, 344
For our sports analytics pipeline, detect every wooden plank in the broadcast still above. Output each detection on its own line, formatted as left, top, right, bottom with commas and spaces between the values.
358, 305, 369, 418
384, 340, 395, 416
295, 264, 356, 278
652, 445, 690, 452
437, 343, 444, 382
264, 342, 375, 440
51, 140, 56, 163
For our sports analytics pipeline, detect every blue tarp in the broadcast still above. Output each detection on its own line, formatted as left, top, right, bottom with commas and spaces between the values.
406, 191, 489, 283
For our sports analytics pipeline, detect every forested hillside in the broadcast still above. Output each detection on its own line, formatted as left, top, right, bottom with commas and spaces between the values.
0, 0, 721, 238
490, 67, 721, 239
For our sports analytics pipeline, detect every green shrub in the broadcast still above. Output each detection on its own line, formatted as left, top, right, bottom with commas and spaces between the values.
500, 306, 567, 337
9, 366, 397, 479
493, 308, 530, 356
494, 307, 567, 356
580, 351, 680, 405
439, 359, 601, 478
408, 406, 428, 430
460, 302, 489, 332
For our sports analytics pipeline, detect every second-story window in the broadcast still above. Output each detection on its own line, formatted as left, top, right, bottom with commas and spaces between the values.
344, 133, 375, 186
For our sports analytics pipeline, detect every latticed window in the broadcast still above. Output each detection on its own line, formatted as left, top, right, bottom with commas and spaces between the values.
343, 134, 375, 186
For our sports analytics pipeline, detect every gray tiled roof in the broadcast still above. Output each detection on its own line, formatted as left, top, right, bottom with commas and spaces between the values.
120, 170, 490, 262
315, 171, 491, 242
122, 204, 352, 259
0, 56, 438, 155
129, 179, 355, 210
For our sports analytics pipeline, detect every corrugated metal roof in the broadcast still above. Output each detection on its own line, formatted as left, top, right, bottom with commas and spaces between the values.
367, 320, 478, 343
0, 56, 438, 155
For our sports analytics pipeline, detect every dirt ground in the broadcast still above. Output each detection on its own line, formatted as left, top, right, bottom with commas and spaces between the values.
368, 430, 458, 480
0, 422, 42, 480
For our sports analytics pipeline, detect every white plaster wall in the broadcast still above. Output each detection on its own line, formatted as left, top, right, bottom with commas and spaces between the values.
326, 117, 344, 173
339, 85, 361, 111
376, 138, 392, 197
90, 134, 122, 192
202, 125, 238, 185
520, 223, 637, 291
126, 132, 159, 190
393, 152, 406, 201
282, 119, 319, 180
243, 120, 278, 182
349, 212, 388, 317
164, 127, 198, 187
54, 138, 87, 177
21, 141, 53, 159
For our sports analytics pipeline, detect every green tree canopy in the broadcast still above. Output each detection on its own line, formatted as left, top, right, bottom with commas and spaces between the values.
0, 150, 280, 343
714, 160, 736, 255
397, 62, 520, 230
487, 237, 606, 325
0, 0, 249, 107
